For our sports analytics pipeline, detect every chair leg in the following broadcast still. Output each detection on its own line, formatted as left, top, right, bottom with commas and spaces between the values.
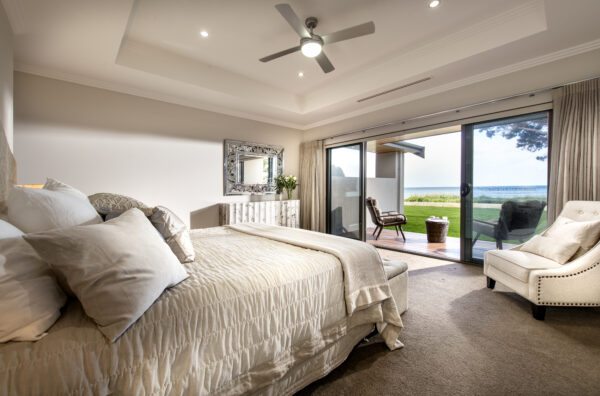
376, 226, 384, 240
472, 232, 481, 248
496, 239, 503, 249
372, 225, 380, 237
486, 277, 496, 289
394, 225, 400, 236
531, 303, 546, 321
399, 225, 406, 241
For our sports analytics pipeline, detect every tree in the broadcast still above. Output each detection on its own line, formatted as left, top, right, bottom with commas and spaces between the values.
476, 116, 548, 161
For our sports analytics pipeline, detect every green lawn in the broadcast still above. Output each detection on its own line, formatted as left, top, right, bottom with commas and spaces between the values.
389, 205, 547, 242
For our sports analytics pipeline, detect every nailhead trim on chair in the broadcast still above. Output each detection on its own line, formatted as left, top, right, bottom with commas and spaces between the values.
536, 262, 600, 306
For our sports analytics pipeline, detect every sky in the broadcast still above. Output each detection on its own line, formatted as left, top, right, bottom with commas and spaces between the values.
331, 129, 548, 188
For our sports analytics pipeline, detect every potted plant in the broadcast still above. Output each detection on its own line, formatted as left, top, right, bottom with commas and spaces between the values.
275, 175, 298, 200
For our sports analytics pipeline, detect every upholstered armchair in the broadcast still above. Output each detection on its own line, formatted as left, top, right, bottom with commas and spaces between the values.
484, 201, 600, 320
366, 197, 407, 241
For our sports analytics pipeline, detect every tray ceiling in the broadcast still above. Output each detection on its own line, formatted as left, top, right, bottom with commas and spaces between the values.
5, 0, 600, 129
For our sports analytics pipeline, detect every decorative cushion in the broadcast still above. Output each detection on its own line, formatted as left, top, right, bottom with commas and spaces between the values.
24, 208, 188, 342
88, 192, 155, 216
150, 206, 195, 263
544, 216, 600, 259
520, 235, 580, 264
0, 220, 66, 342
7, 185, 102, 233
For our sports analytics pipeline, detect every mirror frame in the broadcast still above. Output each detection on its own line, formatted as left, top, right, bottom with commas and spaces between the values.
223, 139, 284, 195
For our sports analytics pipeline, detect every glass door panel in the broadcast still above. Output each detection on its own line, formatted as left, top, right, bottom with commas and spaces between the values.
468, 112, 549, 260
327, 144, 364, 240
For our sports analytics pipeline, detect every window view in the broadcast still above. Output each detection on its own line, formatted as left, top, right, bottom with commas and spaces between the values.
365, 129, 462, 259
471, 112, 549, 259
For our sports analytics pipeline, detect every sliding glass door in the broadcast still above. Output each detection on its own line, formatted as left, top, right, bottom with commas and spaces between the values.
327, 143, 365, 240
462, 112, 550, 261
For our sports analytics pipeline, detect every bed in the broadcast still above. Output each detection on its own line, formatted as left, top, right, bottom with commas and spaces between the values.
0, 131, 403, 395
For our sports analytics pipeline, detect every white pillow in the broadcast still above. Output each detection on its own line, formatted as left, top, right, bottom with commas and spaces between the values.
521, 235, 580, 264
0, 218, 23, 238
545, 216, 600, 259
43, 177, 89, 201
24, 208, 188, 342
7, 185, 102, 233
0, 220, 66, 342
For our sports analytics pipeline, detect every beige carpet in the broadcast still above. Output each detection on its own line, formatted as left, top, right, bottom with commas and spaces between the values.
298, 253, 600, 396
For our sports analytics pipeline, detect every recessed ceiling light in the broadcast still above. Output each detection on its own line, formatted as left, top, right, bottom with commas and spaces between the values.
298, 71, 304, 78
200, 30, 209, 38
428, 0, 440, 8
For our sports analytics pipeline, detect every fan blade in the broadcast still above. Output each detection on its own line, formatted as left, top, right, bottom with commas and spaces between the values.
322, 21, 375, 45
275, 3, 310, 38
259, 46, 302, 62
315, 51, 335, 73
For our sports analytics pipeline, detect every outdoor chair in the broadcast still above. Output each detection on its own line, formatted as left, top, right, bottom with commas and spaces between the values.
366, 197, 407, 241
472, 200, 546, 249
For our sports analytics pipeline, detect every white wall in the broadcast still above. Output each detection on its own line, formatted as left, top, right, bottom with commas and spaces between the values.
0, 4, 13, 149
14, 72, 303, 228
366, 177, 398, 228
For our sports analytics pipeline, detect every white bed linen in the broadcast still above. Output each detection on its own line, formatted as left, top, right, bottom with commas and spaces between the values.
0, 227, 379, 395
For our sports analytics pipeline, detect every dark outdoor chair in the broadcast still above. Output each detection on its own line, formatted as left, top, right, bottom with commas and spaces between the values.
472, 200, 546, 249
366, 197, 407, 241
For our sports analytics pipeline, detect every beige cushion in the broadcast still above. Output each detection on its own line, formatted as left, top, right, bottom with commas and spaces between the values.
0, 220, 66, 342
545, 216, 600, 259
520, 235, 580, 264
88, 192, 154, 216
24, 208, 188, 342
484, 249, 562, 283
382, 259, 408, 279
150, 206, 195, 263
7, 185, 102, 233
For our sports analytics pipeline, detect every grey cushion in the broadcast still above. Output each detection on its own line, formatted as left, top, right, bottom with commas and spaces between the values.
88, 192, 154, 216
150, 206, 195, 263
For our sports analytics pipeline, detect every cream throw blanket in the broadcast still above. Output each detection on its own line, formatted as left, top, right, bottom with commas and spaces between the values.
229, 223, 404, 349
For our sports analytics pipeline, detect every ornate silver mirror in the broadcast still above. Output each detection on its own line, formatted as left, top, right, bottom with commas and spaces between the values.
224, 139, 284, 195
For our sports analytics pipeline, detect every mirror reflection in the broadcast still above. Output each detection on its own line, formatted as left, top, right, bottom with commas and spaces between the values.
237, 155, 275, 185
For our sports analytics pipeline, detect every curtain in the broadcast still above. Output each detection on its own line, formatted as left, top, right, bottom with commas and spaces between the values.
299, 140, 325, 232
548, 78, 600, 222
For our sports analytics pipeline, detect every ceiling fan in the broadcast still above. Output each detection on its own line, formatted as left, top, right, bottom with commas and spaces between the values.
259, 3, 375, 73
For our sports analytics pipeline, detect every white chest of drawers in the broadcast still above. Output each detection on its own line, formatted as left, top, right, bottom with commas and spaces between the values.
219, 200, 300, 228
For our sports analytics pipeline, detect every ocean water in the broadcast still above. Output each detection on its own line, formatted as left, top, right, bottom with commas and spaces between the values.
405, 185, 547, 199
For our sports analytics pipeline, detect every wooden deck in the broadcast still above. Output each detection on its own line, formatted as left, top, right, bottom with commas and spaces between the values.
366, 228, 511, 260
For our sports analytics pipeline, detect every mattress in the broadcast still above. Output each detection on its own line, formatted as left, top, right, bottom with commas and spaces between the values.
0, 227, 375, 395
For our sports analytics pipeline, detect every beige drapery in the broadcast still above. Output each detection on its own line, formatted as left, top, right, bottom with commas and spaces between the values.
548, 78, 600, 222
299, 140, 325, 232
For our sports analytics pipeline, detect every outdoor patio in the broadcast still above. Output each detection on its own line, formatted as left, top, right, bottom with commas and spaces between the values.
366, 228, 510, 260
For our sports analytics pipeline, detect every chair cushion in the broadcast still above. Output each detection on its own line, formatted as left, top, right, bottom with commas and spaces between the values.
381, 215, 406, 224
484, 249, 562, 283
382, 259, 408, 279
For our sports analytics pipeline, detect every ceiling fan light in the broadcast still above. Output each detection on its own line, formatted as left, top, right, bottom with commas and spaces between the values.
301, 40, 322, 58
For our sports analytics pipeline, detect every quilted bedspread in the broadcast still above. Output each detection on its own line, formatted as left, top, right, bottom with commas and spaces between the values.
0, 226, 400, 395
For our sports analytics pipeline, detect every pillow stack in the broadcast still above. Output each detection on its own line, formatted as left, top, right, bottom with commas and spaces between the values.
1, 178, 190, 343
88, 192, 196, 263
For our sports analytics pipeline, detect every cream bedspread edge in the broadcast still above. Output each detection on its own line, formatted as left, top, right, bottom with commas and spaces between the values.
228, 224, 404, 350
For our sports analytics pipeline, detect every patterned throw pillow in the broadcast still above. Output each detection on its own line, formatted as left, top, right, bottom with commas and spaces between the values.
88, 193, 155, 216
150, 206, 195, 263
